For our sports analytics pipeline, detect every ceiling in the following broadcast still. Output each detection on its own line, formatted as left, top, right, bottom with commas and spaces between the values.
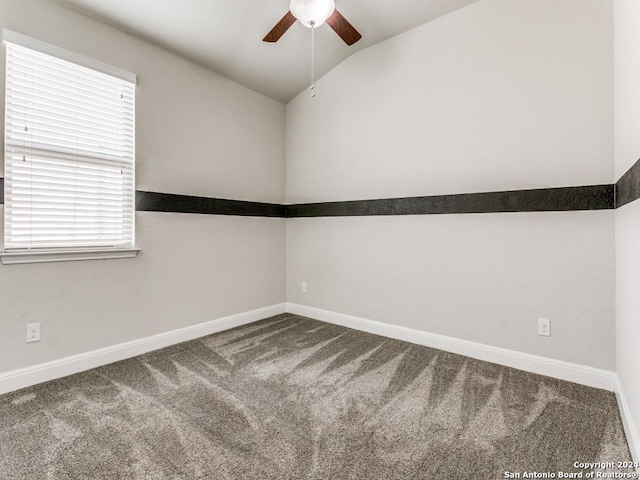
53, 0, 480, 103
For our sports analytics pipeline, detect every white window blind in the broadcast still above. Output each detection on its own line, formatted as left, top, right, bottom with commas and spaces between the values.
4, 40, 135, 251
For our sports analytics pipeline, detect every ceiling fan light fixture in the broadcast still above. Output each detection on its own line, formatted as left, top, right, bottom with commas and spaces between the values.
289, 0, 336, 28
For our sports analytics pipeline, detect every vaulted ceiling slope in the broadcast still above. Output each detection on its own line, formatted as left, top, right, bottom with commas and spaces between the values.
52, 0, 480, 103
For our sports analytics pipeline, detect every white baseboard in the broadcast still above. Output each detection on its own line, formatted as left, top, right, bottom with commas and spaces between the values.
2, 301, 635, 460
286, 303, 617, 391
616, 377, 640, 465
0, 303, 286, 396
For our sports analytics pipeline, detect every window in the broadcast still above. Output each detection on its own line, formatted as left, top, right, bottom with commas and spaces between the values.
2, 30, 138, 264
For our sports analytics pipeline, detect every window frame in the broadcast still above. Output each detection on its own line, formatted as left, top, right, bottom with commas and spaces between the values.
1, 30, 139, 264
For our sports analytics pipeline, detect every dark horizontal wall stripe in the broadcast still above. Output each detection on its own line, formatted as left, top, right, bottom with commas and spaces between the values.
136, 190, 287, 217
0, 178, 622, 215
287, 185, 614, 218
615, 158, 640, 208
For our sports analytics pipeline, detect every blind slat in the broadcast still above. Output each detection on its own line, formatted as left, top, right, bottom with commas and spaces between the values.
7, 60, 135, 98
6, 147, 134, 168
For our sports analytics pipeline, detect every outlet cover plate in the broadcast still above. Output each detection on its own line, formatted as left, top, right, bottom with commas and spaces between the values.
538, 318, 551, 337
27, 323, 41, 343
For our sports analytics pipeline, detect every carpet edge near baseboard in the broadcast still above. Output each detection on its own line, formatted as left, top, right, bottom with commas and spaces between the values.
616, 377, 640, 467
0, 303, 287, 396
284, 303, 616, 391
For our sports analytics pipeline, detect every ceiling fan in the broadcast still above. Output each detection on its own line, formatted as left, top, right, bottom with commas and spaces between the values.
263, 0, 362, 46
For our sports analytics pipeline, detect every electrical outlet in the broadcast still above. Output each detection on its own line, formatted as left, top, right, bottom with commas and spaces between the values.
538, 318, 550, 337
301, 282, 307, 294
26, 323, 41, 343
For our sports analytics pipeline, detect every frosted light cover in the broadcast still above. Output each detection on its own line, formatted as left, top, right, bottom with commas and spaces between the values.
289, 0, 336, 28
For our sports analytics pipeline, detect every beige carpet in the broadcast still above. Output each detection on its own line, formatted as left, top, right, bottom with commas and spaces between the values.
0, 314, 631, 479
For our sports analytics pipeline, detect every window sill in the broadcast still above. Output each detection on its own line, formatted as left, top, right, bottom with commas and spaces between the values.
0, 247, 141, 265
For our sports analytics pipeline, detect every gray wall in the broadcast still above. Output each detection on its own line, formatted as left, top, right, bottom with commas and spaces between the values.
614, 0, 640, 453
0, 0, 286, 373
0, 0, 621, 382
286, 0, 616, 369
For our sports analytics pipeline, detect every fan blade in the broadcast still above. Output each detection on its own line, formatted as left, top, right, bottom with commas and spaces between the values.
263, 11, 297, 42
326, 9, 361, 45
